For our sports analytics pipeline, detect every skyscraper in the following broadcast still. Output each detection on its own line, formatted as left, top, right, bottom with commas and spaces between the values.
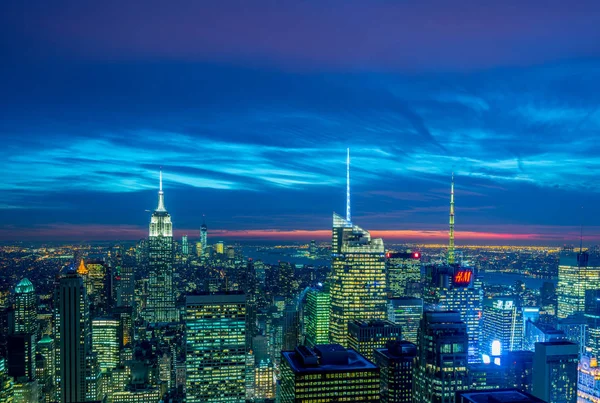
482, 298, 524, 356
185, 293, 246, 402
14, 278, 36, 334
386, 251, 421, 298
279, 344, 380, 403
146, 171, 177, 323
424, 266, 482, 363
387, 297, 423, 344
304, 288, 330, 347
329, 149, 387, 346
348, 319, 401, 362
413, 311, 469, 403
55, 270, 91, 403
200, 217, 208, 258
92, 317, 121, 372
181, 235, 189, 256
557, 248, 600, 319
533, 341, 578, 403
374, 340, 417, 403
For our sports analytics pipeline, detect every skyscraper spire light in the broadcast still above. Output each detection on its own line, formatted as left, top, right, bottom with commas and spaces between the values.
346, 148, 351, 223
157, 170, 166, 212
448, 172, 455, 265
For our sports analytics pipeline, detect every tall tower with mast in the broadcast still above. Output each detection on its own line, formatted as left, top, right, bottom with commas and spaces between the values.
448, 173, 455, 265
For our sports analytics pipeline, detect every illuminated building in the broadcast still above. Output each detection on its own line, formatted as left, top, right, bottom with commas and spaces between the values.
195, 242, 202, 258
413, 311, 469, 403
374, 340, 417, 403
12, 380, 39, 403
226, 245, 235, 259
0, 357, 14, 402
254, 360, 275, 400
185, 293, 246, 402
482, 298, 523, 356
329, 212, 387, 347
386, 251, 421, 298
329, 149, 387, 346
114, 266, 135, 308
424, 266, 482, 363
200, 218, 208, 257
467, 362, 505, 391
14, 278, 36, 334
146, 171, 177, 323
110, 388, 160, 402
283, 304, 301, 351
279, 344, 380, 403
54, 270, 91, 403
181, 235, 189, 256
215, 241, 224, 255
348, 319, 401, 362
85, 260, 109, 312
557, 249, 600, 319
309, 240, 317, 258
92, 317, 121, 372
578, 290, 600, 403
456, 389, 544, 403
524, 321, 566, 351
388, 297, 423, 344
533, 341, 578, 403
305, 288, 330, 347
37, 336, 55, 403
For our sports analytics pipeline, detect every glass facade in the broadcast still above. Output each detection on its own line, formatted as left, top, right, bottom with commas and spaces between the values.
329, 213, 387, 347
348, 319, 401, 362
305, 289, 330, 347
558, 250, 600, 319
92, 317, 120, 372
14, 278, 36, 334
533, 341, 578, 403
388, 297, 423, 344
482, 299, 523, 355
386, 252, 421, 298
374, 341, 417, 403
185, 293, 246, 402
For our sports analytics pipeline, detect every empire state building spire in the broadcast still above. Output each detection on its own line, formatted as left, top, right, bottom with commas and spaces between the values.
157, 170, 166, 212
448, 172, 455, 265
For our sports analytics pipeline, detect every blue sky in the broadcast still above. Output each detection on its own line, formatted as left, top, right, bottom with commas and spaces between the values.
1, 0, 600, 242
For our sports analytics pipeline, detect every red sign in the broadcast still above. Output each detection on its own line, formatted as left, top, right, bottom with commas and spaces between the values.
453, 270, 472, 285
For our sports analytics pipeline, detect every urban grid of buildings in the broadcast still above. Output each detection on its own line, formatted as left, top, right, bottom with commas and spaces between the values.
0, 150, 597, 403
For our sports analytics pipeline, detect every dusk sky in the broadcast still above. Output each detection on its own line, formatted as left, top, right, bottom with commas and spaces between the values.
2, 0, 600, 243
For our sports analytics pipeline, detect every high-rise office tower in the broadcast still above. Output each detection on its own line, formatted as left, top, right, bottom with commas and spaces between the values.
215, 241, 225, 255
85, 260, 109, 313
386, 251, 421, 298
413, 311, 469, 403
37, 335, 55, 402
374, 340, 417, 403
200, 218, 208, 257
279, 344, 380, 403
304, 288, 330, 347
388, 297, 423, 344
14, 278, 36, 334
7, 332, 36, 381
282, 304, 301, 351
146, 171, 177, 323
0, 358, 14, 402
504, 350, 534, 394
114, 265, 135, 308
533, 341, 578, 403
329, 149, 387, 346
482, 298, 524, 356
424, 266, 482, 363
55, 269, 91, 403
92, 317, 121, 372
557, 248, 600, 319
348, 319, 401, 362
181, 235, 189, 256
185, 293, 246, 402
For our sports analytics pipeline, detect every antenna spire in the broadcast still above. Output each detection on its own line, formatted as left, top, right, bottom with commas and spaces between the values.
448, 172, 455, 265
346, 148, 351, 223
580, 206, 584, 253
157, 170, 166, 212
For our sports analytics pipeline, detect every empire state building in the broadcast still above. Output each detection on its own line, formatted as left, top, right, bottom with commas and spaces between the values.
145, 171, 177, 323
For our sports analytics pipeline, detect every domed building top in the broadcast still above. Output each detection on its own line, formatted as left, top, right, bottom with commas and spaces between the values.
77, 259, 88, 275
15, 278, 35, 294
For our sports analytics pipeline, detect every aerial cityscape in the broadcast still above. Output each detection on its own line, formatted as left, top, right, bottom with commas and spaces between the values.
2, 1, 600, 403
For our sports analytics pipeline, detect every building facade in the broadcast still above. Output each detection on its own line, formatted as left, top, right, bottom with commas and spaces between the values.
347, 319, 401, 362
374, 341, 417, 403
532, 341, 578, 403
558, 249, 600, 319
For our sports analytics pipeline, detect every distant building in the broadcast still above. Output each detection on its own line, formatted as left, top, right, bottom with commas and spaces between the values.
279, 344, 380, 402
185, 293, 246, 402
456, 389, 545, 403
504, 350, 534, 394
388, 297, 423, 344
557, 249, 600, 319
348, 319, 401, 362
532, 341, 578, 403
215, 241, 225, 255
386, 251, 421, 298
413, 311, 469, 403
374, 340, 417, 403
304, 288, 330, 347
92, 317, 121, 372
181, 235, 189, 256
524, 321, 566, 351
200, 219, 208, 257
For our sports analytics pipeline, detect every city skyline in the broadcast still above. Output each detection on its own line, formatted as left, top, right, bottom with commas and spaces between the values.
2, 0, 600, 243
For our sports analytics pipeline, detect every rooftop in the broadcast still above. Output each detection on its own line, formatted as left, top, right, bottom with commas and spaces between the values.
457, 389, 545, 403
282, 344, 377, 374
15, 278, 34, 294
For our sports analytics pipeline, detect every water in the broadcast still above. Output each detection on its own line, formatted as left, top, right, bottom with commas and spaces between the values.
481, 272, 557, 289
